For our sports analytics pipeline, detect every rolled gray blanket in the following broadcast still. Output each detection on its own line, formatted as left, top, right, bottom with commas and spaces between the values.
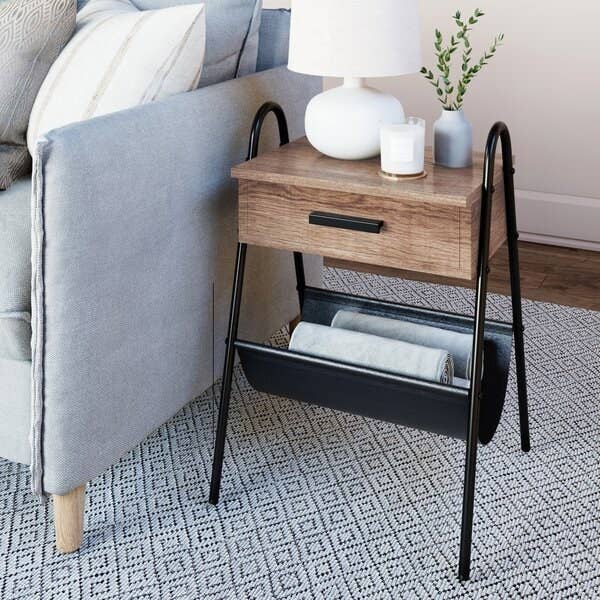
289, 322, 454, 384
332, 310, 475, 379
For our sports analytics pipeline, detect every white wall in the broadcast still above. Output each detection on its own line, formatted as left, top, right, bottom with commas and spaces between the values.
263, 0, 600, 248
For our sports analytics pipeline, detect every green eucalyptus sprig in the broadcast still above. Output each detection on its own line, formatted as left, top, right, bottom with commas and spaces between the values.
421, 9, 504, 111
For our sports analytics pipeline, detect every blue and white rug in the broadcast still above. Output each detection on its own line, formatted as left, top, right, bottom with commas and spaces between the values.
1, 268, 599, 599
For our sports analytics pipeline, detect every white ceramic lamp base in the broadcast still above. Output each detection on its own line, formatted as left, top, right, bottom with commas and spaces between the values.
305, 78, 406, 160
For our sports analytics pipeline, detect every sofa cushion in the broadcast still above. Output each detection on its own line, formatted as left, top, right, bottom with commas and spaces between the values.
0, 358, 31, 465
78, 0, 262, 86
0, 177, 32, 361
0, 0, 75, 190
257, 9, 290, 72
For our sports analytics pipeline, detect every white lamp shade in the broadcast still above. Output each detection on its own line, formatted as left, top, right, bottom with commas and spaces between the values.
288, 0, 421, 79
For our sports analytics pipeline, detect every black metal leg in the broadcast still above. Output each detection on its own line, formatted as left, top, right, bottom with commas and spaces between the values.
293, 251, 306, 311
210, 102, 291, 505
209, 243, 247, 505
502, 160, 531, 453
248, 105, 304, 323
458, 168, 494, 582
458, 122, 532, 580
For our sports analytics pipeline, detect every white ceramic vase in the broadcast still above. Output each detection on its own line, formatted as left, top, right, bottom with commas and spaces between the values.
433, 109, 473, 168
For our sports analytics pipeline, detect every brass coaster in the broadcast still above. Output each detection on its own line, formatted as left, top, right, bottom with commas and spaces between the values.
378, 169, 428, 182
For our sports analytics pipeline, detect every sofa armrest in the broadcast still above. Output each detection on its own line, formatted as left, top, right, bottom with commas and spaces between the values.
31, 66, 321, 496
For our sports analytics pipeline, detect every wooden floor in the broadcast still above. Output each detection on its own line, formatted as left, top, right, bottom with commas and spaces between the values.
327, 242, 600, 312
487, 242, 600, 311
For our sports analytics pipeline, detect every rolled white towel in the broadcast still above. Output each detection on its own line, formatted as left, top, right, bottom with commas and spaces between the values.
289, 322, 454, 384
332, 310, 475, 379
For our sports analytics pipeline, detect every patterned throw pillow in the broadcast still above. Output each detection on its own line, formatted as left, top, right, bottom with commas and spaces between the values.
27, 0, 206, 156
0, 0, 75, 190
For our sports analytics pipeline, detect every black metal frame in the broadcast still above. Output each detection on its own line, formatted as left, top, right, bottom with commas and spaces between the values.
209, 104, 531, 582
457, 122, 531, 580
209, 102, 305, 505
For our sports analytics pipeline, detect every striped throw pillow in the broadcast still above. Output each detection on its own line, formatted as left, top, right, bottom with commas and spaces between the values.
27, 0, 206, 154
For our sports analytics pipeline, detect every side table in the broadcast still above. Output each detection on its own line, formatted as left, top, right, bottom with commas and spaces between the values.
209, 102, 531, 582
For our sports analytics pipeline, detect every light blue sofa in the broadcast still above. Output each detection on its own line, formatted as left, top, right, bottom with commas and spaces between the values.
0, 3, 320, 551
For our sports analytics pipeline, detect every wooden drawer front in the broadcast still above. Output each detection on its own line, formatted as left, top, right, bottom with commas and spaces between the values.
240, 181, 469, 279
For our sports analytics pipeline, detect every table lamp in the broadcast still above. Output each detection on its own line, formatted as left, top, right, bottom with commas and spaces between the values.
288, 0, 421, 161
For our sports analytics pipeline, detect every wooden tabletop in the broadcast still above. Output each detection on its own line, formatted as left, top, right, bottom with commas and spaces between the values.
232, 137, 502, 209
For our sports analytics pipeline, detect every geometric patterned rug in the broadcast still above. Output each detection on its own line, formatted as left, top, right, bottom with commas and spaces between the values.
1, 267, 599, 599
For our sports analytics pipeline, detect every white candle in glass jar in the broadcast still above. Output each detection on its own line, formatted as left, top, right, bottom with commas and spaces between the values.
380, 118, 426, 176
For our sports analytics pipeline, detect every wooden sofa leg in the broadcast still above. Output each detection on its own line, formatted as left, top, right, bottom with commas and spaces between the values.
53, 484, 85, 553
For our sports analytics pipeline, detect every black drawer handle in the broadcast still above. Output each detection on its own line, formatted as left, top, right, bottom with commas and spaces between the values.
309, 211, 383, 234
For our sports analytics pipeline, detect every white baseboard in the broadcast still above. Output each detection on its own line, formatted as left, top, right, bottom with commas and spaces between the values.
518, 232, 600, 252
516, 189, 600, 251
